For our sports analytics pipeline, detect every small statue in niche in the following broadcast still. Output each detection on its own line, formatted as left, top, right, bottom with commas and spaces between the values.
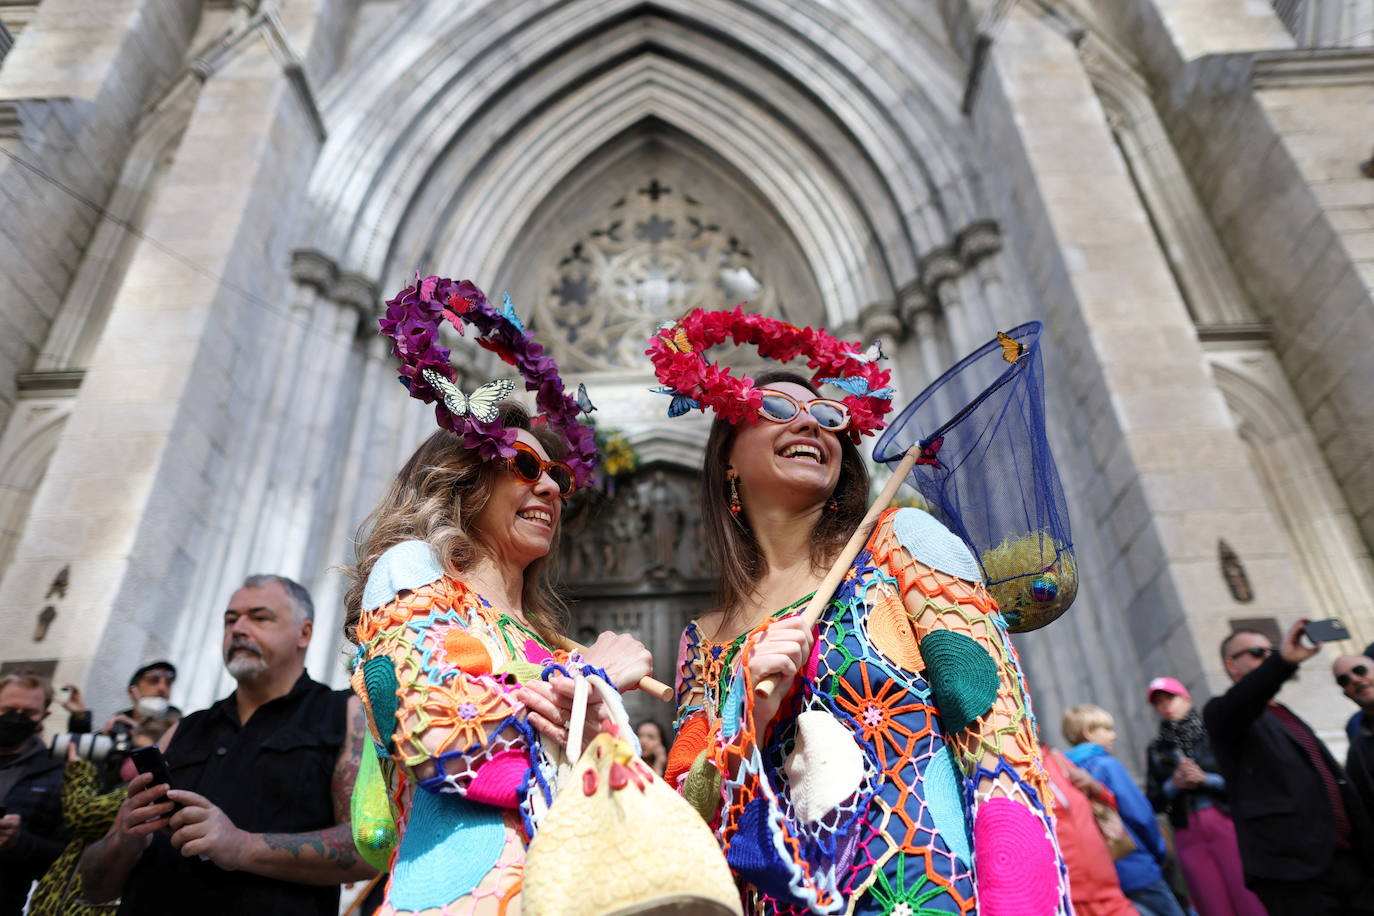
34, 605, 56, 642
45, 565, 69, 600
1219, 539, 1253, 603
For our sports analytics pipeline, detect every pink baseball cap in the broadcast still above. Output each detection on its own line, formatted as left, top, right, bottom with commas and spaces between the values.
1147, 677, 1190, 701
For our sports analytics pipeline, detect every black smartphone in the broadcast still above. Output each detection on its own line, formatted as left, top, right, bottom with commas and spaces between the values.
1304, 618, 1352, 644
128, 746, 180, 810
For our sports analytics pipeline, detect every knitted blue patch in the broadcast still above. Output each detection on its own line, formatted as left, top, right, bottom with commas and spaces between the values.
362, 657, 399, 751
363, 540, 445, 611
727, 797, 802, 904
892, 508, 982, 583
389, 790, 506, 910
721, 672, 744, 740
924, 746, 972, 867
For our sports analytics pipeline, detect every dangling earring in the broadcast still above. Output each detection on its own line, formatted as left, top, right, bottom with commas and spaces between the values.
727, 470, 741, 516
825, 498, 838, 513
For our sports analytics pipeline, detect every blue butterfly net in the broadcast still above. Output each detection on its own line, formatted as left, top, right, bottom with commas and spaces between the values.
873, 320, 1075, 632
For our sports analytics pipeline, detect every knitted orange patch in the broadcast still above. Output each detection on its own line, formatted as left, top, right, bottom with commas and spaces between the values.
443, 629, 493, 675
666, 711, 710, 787
867, 587, 923, 671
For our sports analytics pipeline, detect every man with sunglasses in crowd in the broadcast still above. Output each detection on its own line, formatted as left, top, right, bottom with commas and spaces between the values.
1334, 652, 1374, 816
1204, 619, 1374, 915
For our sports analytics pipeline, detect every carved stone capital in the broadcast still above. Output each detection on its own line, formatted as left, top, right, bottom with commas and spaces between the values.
956, 220, 1002, 266
290, 249, 337, 293
858, 301, 903, 342
331, 270, 381, 316
896, 280, 933, 329
919, 247, 962, 291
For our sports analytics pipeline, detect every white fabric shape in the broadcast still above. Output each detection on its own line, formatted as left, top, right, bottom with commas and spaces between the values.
362, 539, 446, 610
891, 507, 983, 583
783, 709, 868, 824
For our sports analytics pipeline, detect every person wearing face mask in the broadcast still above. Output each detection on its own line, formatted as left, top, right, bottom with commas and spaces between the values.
63, 662, 181, 737
0, 672, 67, 916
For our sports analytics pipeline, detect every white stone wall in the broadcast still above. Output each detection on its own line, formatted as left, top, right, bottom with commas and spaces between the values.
971, 7, 1341, 770
0, 0, 200, 430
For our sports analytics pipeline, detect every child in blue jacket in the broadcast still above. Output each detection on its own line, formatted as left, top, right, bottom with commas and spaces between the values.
1064, 704, 1186, 916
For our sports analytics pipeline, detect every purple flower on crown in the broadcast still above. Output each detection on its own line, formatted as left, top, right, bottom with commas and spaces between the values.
379, 275, 598, 485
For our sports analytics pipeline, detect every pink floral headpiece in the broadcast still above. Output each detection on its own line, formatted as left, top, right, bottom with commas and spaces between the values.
645, 306, 894, 441
380, 275, 598, 485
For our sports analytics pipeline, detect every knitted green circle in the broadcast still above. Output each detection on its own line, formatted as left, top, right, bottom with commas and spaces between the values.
919, 630, 1000, 734
363, 656, 400, 750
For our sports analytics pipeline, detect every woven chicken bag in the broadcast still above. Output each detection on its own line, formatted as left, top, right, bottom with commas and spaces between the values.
523, 673, 742, 916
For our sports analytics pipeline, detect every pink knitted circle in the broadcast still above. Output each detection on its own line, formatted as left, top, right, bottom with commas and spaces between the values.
972, 797, 1060, 915
466, 749, 529, 808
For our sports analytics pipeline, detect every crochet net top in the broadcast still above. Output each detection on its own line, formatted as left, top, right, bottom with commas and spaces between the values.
670, 508, 1070, 915
353, 541, 566, 915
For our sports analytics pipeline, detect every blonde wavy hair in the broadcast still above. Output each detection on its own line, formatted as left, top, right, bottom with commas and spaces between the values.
342, 402, 568, 646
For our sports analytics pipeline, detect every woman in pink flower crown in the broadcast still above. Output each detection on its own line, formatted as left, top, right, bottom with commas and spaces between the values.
343, 276, 652, 915
651, 308, 1069, 915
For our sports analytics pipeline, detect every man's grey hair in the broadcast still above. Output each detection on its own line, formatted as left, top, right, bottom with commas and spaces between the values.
241, 574, 314, 622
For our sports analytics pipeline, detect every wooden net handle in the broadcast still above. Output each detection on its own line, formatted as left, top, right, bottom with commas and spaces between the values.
553, 635, 675, 703
754, 444, 922, 700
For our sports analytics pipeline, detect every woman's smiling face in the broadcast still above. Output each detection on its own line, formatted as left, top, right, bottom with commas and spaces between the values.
727, 380, 842, 515
471, 429, 563, 568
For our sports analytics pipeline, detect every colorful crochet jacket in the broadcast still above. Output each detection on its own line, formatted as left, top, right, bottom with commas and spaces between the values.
352, 541, 565, 915
670, 508, 1069, 915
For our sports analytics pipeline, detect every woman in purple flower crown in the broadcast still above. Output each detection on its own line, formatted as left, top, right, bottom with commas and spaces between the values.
342, 277, 653, 915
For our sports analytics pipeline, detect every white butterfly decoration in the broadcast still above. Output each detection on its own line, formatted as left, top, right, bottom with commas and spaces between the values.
420, 369, 514, 423
853, 339, 886, 363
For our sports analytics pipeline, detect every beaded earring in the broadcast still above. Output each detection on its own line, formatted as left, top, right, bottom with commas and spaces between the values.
728, 473, 741, 516
825, 498, 838, 513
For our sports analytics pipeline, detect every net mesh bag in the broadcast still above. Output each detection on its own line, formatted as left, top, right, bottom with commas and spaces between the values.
872, 321, 1076, 632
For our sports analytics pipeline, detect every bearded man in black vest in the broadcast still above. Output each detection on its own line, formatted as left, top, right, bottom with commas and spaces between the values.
79, 574, 375, 915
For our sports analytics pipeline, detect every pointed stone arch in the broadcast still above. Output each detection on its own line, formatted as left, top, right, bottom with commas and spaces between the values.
302, 0, 990, 326
0, 402, 70, 583
1210, 352, 1374, 650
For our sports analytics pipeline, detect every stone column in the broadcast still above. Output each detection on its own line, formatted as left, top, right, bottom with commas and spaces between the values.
0, 0, 199, 430
0, 16, 332, 715
972, 8, 1332, 763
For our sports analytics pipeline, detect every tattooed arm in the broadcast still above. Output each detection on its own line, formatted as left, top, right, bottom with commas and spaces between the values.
164, 695, 376, 884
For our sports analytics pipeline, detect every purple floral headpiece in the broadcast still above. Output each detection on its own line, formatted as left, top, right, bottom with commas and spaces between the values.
379, 274, 598, 486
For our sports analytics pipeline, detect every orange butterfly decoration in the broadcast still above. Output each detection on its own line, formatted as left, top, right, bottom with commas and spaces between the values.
996, 330, 1026, 364
660, 324, 694, 355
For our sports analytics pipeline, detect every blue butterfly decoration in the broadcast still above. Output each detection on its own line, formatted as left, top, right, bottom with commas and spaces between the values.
650, 386, 701, 418
819, 376, 895, 400
499, 293, 525, 334
575, 383, 597, 415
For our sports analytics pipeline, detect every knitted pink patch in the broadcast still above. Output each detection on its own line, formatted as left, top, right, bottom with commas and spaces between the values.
523, 638, 553, 665
466, 749, 529, 808
805, 634, 823, 681
972, 797, 1059, 915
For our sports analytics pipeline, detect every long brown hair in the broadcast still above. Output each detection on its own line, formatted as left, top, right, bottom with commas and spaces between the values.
701, 369, 869, 620
343, 403, 568, 645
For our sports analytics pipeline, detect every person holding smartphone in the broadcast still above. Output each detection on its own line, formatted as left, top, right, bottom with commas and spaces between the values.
1203, 619, 1374, 915
77, 575, 377, 916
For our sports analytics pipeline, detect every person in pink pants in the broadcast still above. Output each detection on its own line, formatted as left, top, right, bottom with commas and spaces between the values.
1144, 677, 1266, 916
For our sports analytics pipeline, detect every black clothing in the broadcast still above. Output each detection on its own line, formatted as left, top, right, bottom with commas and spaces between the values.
1348, 711, 1374, 818
116, 672, 350, 916
1246, 848, 1374, 916
1203, 653, 1374, 888
1145, 710, 1228, 830
0, 738, 66, 916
